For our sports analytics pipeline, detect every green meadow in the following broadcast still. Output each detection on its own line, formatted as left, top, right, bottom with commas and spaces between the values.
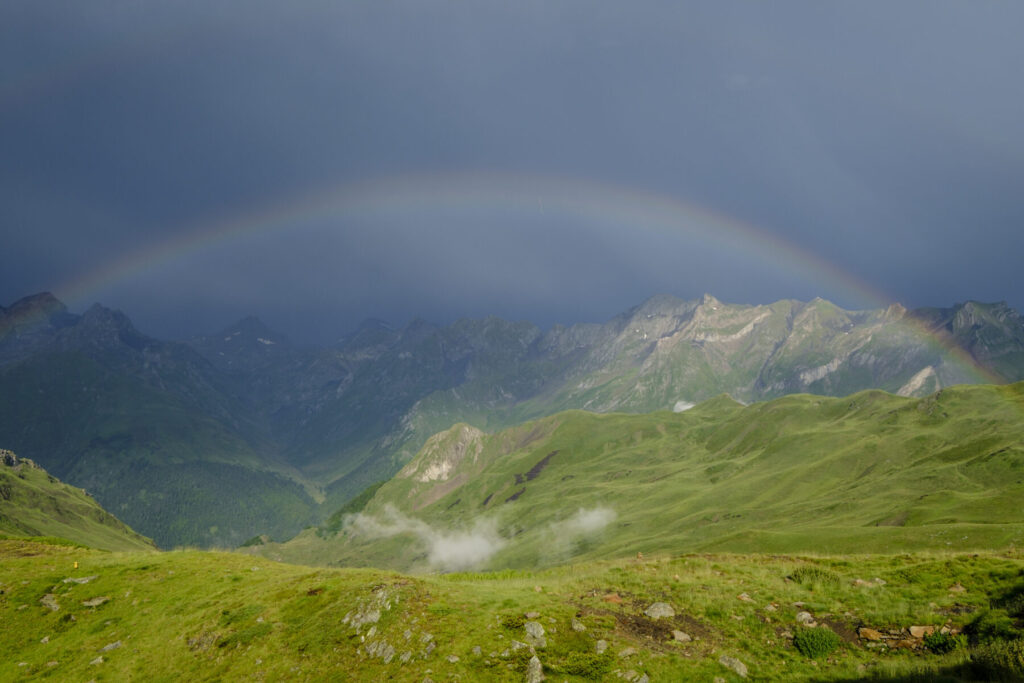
262, 383, 1024, 571
2, 539, 1023, 681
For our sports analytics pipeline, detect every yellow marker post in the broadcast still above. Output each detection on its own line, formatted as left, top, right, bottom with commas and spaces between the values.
74, 561, 78, 569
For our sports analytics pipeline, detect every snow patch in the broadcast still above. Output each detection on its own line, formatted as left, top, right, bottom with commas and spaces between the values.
673, 400, 695, 413
257, 338, 275, 345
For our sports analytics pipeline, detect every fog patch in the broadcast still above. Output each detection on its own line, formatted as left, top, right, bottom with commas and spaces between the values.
673, 400, 695, 413
542, 506, 617, 559
345, 505, 504, 572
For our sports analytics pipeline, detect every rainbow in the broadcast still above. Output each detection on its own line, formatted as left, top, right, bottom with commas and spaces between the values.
37, 170, 1007, 385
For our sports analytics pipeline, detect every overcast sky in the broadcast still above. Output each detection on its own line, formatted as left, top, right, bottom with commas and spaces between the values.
2, 1, 1022, 342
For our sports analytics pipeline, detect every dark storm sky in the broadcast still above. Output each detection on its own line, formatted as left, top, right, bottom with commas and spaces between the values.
2, 1, 1022, 342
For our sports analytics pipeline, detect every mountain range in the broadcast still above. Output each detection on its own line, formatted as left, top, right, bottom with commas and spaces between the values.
2, 291, 1023, 548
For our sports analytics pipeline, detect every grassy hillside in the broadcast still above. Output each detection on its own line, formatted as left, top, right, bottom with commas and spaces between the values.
2, 539, 1022, 681
0, 450, 153, 552
265, 382, 1024, 571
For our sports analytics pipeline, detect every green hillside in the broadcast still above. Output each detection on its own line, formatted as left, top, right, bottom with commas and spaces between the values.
2, 538, 1022, 681
265, 382, 1024, 571
0, 450, 154, 552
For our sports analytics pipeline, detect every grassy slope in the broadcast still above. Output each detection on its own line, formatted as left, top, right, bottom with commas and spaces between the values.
0, 353, 319, 549
267, 382, 1024, 570
0, 458, 153, 552
2, 539, 1022, 681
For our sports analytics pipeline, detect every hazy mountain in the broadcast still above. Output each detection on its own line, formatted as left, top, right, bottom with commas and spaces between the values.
1, 292, 1023, 548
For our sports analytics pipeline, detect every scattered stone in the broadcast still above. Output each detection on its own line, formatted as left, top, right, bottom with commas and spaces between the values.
764, 603, 777, 612
619, 647, 637, 658
644, 602, 675, 619
737, 592, 754, 602
366, 639, 396, 663
400, 651, 412, 663
527, 655, 544, 683
500, 649, 510, 658
571, 618, 586, 632
894, 639, 919, 650
714, 678, 726, 683
858, 627, 884, 641
525, 611, 540, 619
909, 626, 935, 638
90, 657, 103, 665
40, 594, 60, 611
63, 576, 98, 584
534, 586, 543, 593
873, 578, 886, 586
718, 655, 748, 678
472, 646, 482, 656
795, 611, 816, 626
46, 661, 57, 667
603, 593, 623, 604
853, 579, 873, 587
511, 640, 529, 651
622, 670, 639, 681
672, 630, 692, 643
100, 641, 121, 652
636, 675, 650, 683
17, 663, 27, 668
404, 629, 412, 641
40, 636, 49, 644
948, 582, 966, 593
446, 655, 459, 663
525, 620, 546, 648
596, 640, 608, 654
420, 633, 434, 645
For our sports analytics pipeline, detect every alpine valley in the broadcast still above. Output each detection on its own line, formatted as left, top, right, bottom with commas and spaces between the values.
1, 291, 1023, 550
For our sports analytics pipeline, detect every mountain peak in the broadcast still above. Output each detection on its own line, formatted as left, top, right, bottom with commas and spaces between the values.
1, 292, 76, 337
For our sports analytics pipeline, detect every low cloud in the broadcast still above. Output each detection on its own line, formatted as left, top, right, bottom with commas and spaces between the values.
346, 505, 505, 572
673, 400, 695, 413
550, 507, 617, 537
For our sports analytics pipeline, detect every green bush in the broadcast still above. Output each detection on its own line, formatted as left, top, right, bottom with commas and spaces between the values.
556, 651, 613, 679
923, 631, 964, 654
793, 626, 842, 658
791, 566, 840, 588
971, 639, 1024, 681
502, 614, 526, 631
967, 610, 1021, 645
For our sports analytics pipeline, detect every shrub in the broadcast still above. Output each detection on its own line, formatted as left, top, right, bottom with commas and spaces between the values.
793, 626, 842, 658
966, 610, 1021, 645
556, 651, 613, 679
923, 631, 964, 654
791, 566, 840, 589
971, 639, 1024, 681
502, 614, 526, 631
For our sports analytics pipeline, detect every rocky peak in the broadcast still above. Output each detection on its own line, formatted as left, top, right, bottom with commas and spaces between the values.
0, 292, 77, 337
0, 448, 39, 470
397, 423, 485, 483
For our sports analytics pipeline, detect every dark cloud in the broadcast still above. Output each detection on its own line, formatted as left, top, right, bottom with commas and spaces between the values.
2, 1, 1022, 341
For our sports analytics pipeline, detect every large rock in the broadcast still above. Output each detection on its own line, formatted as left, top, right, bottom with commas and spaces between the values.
525, 621, 546, 648
718, 655, 748, 678
644, 602, 675, 619
527, 655, 544, 683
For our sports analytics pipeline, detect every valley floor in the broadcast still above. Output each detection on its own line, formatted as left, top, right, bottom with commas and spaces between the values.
2, 538, 1022, 681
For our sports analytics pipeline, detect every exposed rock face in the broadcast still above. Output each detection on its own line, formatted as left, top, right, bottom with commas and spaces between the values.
397, 424, 485, 483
